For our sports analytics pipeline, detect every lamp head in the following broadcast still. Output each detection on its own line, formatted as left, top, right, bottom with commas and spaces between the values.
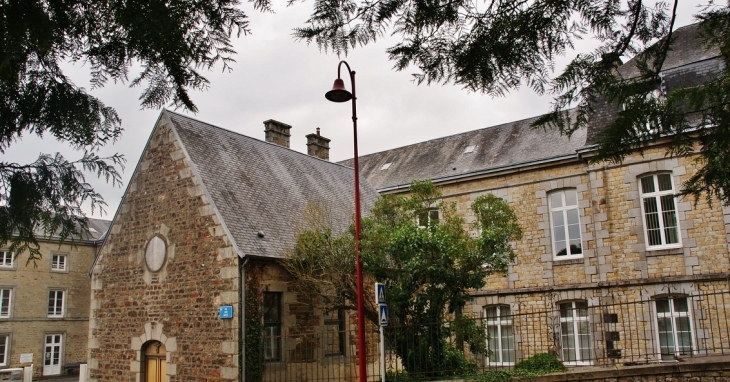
325, 78, 352, 102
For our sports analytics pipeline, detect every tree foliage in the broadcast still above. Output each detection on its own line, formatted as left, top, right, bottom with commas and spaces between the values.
295, 0, 730, 205
0, 0, 253, 262
284, 180, 522, 377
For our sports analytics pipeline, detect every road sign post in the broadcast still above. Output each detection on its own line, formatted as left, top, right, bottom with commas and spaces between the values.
376, 283, 387, 382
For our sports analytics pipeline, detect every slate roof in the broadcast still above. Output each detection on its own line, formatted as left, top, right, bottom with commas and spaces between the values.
341, 112, 587, 191
164, 110, 379, 259
86, 218, 112, 241
345, 23, 720, 191
33, 216, 110, 242
618, 23, 721, 79
586, 23, 723, 145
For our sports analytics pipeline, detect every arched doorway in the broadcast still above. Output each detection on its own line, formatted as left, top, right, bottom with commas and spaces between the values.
142, 341, 166, 382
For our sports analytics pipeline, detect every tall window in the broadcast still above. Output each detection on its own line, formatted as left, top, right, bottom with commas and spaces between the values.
485, 305, 514, 364
48, 290, 65, 317
263, 292, 281, 361
0, 251, 12, 268
559, 301, 592, 364
655, 297, 694, 360
549, 190, 583, 259
324, 309, 345, 356
51, 255, 67, 271
417, 209, 440, 230
0, 334, 8, 366
0, 289, 11, 318
640, 174, 680, 248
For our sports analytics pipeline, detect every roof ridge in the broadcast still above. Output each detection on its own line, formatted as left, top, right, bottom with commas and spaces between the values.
342, 108, 575, 162
163, 109, 357, 170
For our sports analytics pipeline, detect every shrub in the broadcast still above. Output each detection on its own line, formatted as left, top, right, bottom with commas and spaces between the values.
514, 353, 565, 374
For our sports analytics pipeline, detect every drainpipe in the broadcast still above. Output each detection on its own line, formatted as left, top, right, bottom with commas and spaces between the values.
240, 256, 249, 382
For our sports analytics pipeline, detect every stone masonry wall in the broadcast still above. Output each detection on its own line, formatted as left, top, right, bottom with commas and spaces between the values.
88, 118, 240, 382
425, 146, 730, 295
0, 240, 96, 375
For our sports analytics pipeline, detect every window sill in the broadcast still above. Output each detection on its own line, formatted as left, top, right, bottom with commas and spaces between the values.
645, 246, 684, 257
553, 258, 584, 265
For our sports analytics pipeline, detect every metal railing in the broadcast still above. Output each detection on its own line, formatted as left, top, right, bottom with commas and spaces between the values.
259, 288, 730, 382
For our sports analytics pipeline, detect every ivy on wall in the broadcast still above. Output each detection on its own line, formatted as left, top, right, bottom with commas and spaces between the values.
245, 262, 265, 382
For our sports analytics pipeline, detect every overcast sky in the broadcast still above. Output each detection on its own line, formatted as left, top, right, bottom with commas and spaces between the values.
3, 1, 705, 220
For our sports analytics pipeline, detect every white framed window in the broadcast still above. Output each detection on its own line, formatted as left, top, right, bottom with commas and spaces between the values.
485, 305, 514, 365
0, 251, 13, 268
0, 334, 8, 366
417, 209, 440, 230
51, 255, 67, 271
0, 289, 11, 318
48, 290, 65, 318
559, 301, 592, 364
549, 190, 583, 259
655, 297, 694, 360
640, 174, 681, 249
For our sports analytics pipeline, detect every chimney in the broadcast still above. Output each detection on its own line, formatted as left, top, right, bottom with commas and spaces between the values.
306, 127, 331, 161
263, 119, 292, 148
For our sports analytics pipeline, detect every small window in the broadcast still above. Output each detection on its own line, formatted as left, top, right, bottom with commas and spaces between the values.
464, 145, 476, 153
655, 297, 694, 360
48, 290, 65, 318
51, 255, 67, 271
0, 334, 8, 366
548, 190, 583, 259
381, 162, 392, 170
559, 301, 592, 364
263, 292, 281, 361
485, 305, 514, 364
0, 251, 13, 268
0, 289, 11, 318
640, 174, 680, 249
324, 309, 345, 356
417, 209, 440, 230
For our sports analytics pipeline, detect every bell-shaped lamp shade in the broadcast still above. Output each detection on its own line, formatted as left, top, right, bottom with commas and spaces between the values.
325, 78, 353, 102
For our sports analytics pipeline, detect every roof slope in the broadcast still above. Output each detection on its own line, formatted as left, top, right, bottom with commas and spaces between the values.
165, 111, 379, 259
619, 23, 721, 79
342, 113, 587, 190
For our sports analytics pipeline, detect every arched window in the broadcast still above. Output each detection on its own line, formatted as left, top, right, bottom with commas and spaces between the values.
143, 341, 166, 382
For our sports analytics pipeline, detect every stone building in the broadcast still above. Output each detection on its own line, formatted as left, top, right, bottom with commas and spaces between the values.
349, 23, 730, 367
88, 21, 729, 382
87, 113, 379, 382
0, 218, 110, 377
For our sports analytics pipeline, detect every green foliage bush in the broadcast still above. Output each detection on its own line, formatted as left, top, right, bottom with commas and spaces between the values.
514, 353, 565, 374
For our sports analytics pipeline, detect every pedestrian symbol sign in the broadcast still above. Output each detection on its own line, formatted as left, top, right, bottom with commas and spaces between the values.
379, 304, 388, 327
375, 283, 386, 304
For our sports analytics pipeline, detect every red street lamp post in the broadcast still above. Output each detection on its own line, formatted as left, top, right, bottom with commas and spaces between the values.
325, 60, 367, 382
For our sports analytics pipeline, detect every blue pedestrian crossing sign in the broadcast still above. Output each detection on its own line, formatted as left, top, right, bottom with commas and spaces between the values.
379, 304, 388, 327
219, 305, 233, 319
375, 283, 386, 304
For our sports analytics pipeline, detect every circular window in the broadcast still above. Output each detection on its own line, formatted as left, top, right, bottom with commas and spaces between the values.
145, 236, 167, 272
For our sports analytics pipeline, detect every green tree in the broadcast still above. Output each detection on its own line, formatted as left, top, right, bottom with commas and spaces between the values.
0, 0, 256, 263
296, 0, 730, 206
285, 180, 522, 378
